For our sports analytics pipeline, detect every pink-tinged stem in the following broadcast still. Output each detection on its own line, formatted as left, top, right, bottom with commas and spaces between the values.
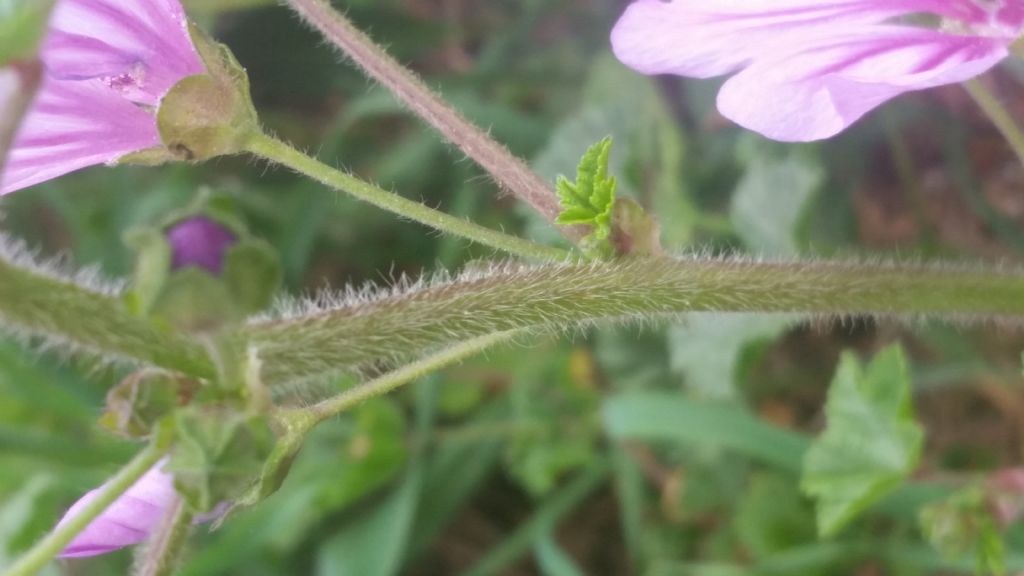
2, 444, 168, 576
281, 0, 581, 242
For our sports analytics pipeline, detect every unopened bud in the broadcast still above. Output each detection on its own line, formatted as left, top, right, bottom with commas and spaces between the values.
167, 215, 238, 274
156, 25, 258, 161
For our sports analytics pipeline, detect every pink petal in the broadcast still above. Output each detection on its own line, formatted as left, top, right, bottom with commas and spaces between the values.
716, 27, 1008, 141
57, 462, 178, 558
0, 77, 160, 194
610, 0, 985, 78
44, 0, 204, 106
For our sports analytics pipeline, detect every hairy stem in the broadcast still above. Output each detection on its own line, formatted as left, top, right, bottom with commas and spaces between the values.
245, 132, 568, 261
280, 0, 578, 240
964, 78, 1024, 169
246, 257, 1024, 386
2, 444, 168, 576
133, 498, 194, 576
0, 256, 214, 378
295, 330, 520, 423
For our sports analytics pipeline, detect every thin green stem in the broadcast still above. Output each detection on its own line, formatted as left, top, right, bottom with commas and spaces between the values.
181, 0, 272, 13
0, 255, 214, 378
133, 498, 194, 576
280, 0, 581, 241
245, 132, 568, 261
964, 78, 1024, 169
2, 444, 168, 576
295, 330, 520, 424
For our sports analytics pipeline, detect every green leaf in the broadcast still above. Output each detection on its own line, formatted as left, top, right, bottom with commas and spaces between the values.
504, 345, 601, 496
734, 473, 816, 560
555, 136, 617, 247
730, 153, 821, 257
0, 475, 56, 569
801, 345, 923, 537
314, 398, 407, 511
315, 464, 423, 576
668, 313, 796, 399
602, 392, 809, 472
535, 531, 585, 576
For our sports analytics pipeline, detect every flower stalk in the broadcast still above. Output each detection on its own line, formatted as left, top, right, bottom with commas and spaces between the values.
281, 0, 577, 239
244, 132, 569, 261
132, 498, 194, 576
2, 444, 169, 576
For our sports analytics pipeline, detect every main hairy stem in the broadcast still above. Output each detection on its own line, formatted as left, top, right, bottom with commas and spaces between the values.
280, 0, 579, 241
245, 132, 569, 261
133, 498, 194, 576
2, 444, 168, 576
0, 256, 214, 378
964, 78, 1024, 169
247, 257, 1024, 386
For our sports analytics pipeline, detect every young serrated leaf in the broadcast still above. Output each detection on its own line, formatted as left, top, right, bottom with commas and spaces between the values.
800, 345, 923, 537
555, 137, 617, 245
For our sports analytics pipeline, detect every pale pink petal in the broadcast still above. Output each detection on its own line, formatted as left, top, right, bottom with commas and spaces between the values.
0, 77, 160, 194
44, 0, 203, 105
716, 27, 1008, 141
610, 0, 986, 78
57, 462, 177, 558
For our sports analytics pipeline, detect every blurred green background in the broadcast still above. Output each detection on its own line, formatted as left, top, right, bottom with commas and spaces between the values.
4, 0, 1024, 574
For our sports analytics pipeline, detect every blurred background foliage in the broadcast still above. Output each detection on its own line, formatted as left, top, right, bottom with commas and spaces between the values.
4, 0, 1024, 574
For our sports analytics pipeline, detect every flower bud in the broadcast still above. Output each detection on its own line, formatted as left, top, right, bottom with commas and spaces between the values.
167, 215, 238, 274
155, 25, 258, 162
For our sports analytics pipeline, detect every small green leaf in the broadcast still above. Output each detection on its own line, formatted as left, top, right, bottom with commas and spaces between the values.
555, 137, 617, 249
224, 240, 283, 315
801, 345, 923, 537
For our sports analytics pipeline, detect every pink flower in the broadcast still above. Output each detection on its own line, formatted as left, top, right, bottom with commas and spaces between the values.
57, 462, 178, 558
611, 0, 1024, 141
0, 0, 204, 194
